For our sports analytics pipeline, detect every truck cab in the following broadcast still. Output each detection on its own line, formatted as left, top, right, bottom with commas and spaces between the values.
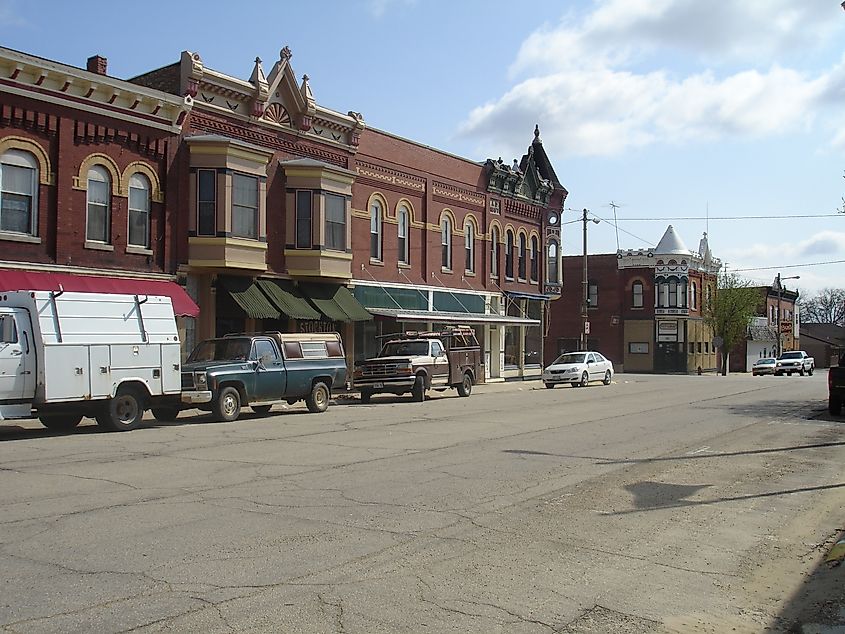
0, 309, 36, 419
181, 332, 347, 421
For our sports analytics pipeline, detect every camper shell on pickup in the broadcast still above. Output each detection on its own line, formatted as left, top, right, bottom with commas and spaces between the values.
180, 331, 348, 421
353, 326, 482, 403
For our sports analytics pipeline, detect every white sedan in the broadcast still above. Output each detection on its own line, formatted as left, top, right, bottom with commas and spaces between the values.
542, 351, 614, 388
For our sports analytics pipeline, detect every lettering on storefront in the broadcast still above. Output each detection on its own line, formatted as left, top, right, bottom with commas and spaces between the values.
297, 320, 337, 333
655, 308, 689, 316
657, 320, 678, 342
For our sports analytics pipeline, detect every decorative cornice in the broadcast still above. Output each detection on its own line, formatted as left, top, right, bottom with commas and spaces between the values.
432, 181, 485, 208
355, 161, 425, 193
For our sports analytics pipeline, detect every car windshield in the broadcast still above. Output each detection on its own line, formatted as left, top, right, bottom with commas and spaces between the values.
756, 358, 776, 364
553, 352, 587, 365
188, 338, 252, 362
380, 341, 431, 357
778, 352, 802, 360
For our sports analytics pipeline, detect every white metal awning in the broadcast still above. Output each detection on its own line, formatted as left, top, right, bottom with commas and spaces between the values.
366, 308, 540, 326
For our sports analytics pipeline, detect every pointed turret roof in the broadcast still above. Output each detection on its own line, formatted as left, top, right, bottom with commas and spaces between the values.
519, 124, 562, 189
655, 225, 690, 255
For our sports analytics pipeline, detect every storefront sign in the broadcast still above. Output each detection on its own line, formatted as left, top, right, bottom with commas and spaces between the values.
298, 320, 336, 333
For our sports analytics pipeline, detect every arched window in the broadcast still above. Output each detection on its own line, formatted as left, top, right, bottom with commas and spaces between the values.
397, 205, 409, 264
530, 235, 539, 281
691, 282, 697, 310
128, 173, 151, 248
518, 233, 527, 280
370, 199, 383, 261
505, 230, 514, 278
668, 278, 678, 307
632, 281, 644, 307
547, 241, 559, 284
464, 219, 475, 273
0, 149, 39, 235
441, 216, 452, 270
86, 165, 111, 243
678, 278, 688, 308
490, 226, 499, 278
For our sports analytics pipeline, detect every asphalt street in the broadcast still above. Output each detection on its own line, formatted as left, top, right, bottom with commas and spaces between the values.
0, 372, 842, 633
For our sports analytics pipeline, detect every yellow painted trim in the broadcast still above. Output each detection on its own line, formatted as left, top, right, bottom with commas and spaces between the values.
284, 249, 353, 261
284, 167, 355, 185
189, 144, 272, 165
286, 268, 352, 279
189, 236, 269, 250
489, 219, 503, 243
121, 161, 164, 203
188, 259, 269, 270
73, 153, 122, 195
0, 136, 53, 185
395, 198, 416, 224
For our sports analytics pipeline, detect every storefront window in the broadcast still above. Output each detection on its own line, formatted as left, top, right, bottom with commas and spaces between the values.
504, 298, 522, 368
523, 299, 542, 366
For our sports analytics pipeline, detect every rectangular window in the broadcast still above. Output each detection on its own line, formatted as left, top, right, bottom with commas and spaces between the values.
324, 193, 346, 251
530, 249, 538, 281
86, 179, 110, 243
633, 283, 644, 308
295, 190, 312, 249
398, 212, 409, 264
589, 282, 598, 308
629, 342, 648, 354
301, 341, 329, 358
704, 342, 709, 354
232, 173, 258, 239
197, 169, 216, 236
128, 181, 150, 248
697, 341, 702, 353
1, 164, 35, 234
688, 342, 694, 354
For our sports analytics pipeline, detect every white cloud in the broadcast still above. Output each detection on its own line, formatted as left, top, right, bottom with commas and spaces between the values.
459, 0, 845, 159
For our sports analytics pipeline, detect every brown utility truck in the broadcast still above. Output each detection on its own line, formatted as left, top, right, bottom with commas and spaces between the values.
353, 326, 482, 403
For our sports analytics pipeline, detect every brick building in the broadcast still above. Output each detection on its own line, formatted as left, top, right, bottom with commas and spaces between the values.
0, 47, 199, 335
129, 47, 567, 379
546, 225, 720, 373
731, 283, 799, 373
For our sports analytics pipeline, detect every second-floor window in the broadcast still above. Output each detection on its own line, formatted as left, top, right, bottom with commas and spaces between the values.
196, 169, 216, 236
632, 281, 644, 307
370, 200, 382, 260
490, 226, 499, 277
295, 190, 312, 249
128, 173, 150, 248
397, 205, 409, 264
441, 217, 452, 270
518, 233, 527, 280
530, 235, 539, 281
325, 193, 346, 251
589, 280, 598, 308
690, 281, 697, 310
669, 279, 678, 307
547, 241, 559, 284
232, 173, 258, 239
505, 230, 514, 279
86, 165, 111, 243
464, 220, 475, 273
0, 149, 38, 236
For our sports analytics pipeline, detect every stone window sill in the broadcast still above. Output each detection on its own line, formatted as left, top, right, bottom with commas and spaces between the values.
126, 246, 153, 256
0, 231, 40, 244
84, 241, 114, 252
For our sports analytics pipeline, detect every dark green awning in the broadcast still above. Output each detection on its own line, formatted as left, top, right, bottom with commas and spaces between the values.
300, 283, 372, 323
218, 276, 279, 319
256, 279, 321, 321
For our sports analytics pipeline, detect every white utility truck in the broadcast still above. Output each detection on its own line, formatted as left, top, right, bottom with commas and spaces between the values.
0, 290, 182, 431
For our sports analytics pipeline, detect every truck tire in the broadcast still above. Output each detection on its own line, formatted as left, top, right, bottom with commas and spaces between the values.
151, 407, 180, 422
544, 382, 555, 389
250, 405, 272, 416
306, 381, 330, 413
214, 386, 242, 422
97, 386, 145, 431
808, 366, 814, 376
360, 389, 372, 404
830, 396, 842, 416
799, 367, 805, 376
457, 372, 473, 397
411, 375, 426, 402
39, 414, 83, 431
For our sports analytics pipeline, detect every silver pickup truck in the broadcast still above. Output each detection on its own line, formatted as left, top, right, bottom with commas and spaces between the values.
774, 350, 814, 376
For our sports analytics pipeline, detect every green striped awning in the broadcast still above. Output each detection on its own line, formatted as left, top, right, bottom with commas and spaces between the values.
300, 283, 372, 323
256, 279, 321, 321
218, 276, 279, 319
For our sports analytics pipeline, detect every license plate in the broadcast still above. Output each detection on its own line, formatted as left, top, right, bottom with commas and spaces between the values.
372, 382, 383, 389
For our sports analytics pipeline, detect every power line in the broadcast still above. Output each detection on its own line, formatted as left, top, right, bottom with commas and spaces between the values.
587, 210, 657, 248
614, 214, 842, 221
729, 259, 845, 273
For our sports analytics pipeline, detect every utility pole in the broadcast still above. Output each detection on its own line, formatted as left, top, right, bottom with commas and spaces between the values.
581, 208, 588, 351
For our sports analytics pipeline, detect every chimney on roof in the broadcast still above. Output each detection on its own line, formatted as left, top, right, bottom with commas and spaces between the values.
86, 55, 108, 76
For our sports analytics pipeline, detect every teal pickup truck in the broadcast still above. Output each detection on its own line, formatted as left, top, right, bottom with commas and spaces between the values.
179, 332, 348, 421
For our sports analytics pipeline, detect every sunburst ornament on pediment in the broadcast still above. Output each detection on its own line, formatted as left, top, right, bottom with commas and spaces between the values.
263, 102, 291, 126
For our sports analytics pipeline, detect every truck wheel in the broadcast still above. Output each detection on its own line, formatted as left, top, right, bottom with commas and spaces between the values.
306, 381, 330, 413
544, 382, 555, 389
808, 367, 814, 376
799, 367, 805, 376
360, 389, 372, 404
411, 375, 426, 402
830, 396, 842, 416
151, 407, 180, 422
39, 414, 83, 431
214, 386, 241, 422
251, 405, 272, 416
97, 386, 145, 431
457, 372, 473, 397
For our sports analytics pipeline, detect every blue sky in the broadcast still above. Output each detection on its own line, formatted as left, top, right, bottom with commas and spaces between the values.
3, 0, 844, 296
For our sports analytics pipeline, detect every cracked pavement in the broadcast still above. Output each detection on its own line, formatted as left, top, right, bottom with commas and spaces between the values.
0, 373, 843, 632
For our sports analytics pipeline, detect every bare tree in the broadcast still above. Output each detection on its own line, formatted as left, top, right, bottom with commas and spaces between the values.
703, 272, 761, 376
799, 288, 845, 325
